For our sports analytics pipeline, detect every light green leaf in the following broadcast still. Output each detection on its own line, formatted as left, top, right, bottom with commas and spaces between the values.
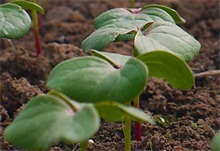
140, 7, 175, 24
89, 49, 131, 68
94, 8, 153, 29
47, 56, 148, 103
94, 8, 132, 29
10, 0, 44, 14
134, 22, 201, 61
4, 93, 100, 150
94, 4, 184, 29
95, 101, 155, 124
138, 50, 194, 90
0, 3, 31, 39
212, 131, 220, 151
142, 4, 185, 24
82, 22, 137, 53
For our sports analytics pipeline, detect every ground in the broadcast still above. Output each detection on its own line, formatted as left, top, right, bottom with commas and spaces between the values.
0, 0, 219, 150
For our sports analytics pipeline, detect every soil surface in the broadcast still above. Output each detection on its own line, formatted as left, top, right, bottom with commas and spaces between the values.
1, 0, 220, 150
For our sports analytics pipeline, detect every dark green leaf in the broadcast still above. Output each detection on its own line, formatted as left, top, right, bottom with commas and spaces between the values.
94, 4, 184, 29
138, 50, 194, 90
94, 8, 132, 29
0, 3, 31, 39
134, 22, 201, 61
11, 0, 44, 14
4, 93, 100, 150
95, 101, 155, 124
82, 22, 137, 53
89, 49, 131, 68
142, 4, 185, 24
47, 56, 148, 103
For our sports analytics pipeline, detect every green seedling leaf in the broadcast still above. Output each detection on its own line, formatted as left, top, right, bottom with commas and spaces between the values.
89, 49, 131, 68
134, 22, 201, 61
95, 101, 155, 124
0, 3, 31, 39
4, 93, 100, 150
94, 4, 184, 29
82, 21, 153, 53
82, 22, 138, 53
142, 4, 185, 24
95, 9, 154, 29
94, 8, 133, 29
47, 56, 148, 104
11, 0, 44, 14
138, 50, 194, 90
212, 131, 220, 151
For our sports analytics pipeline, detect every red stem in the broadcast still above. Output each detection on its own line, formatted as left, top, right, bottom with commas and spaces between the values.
33, 27, 41, 55
135, 122, 142, 141
134, 97, 142, 141
31, 1, 42, 56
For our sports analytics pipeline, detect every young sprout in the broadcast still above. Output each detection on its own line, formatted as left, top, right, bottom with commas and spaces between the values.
11, 0, 45, 55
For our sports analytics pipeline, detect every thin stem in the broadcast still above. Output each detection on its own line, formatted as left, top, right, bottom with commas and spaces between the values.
124, 116, 131, 151
31, 0, 42, 55
134, 96, 140, 108
7, 39, 15, 52
194, 70, 220, 78
80, 141, 87, 151
134, 96, 142, 141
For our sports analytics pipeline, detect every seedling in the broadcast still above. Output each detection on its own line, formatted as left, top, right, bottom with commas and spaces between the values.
10, 0, 44, 55
4, 4, 201, 151
4, 55, 155, 150
82, 4, 201, 143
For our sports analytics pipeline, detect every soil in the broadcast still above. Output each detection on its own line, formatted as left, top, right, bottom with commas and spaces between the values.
0, 0, 220, 150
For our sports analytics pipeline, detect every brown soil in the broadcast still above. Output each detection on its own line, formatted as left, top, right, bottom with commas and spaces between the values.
1, 0, 219, 150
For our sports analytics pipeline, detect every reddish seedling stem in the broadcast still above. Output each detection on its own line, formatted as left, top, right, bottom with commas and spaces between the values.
31, 0, 42, 55
134, 97, 142, 141
33, 27, 41, 55
135, 122, 142, 141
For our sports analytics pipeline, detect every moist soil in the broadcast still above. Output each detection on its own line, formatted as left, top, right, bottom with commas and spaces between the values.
0, 0, 220, 150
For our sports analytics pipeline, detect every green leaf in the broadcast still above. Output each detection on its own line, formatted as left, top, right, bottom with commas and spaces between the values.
95, 101, 155, 124
82, 22, 138, 53
212, 131, 220, 151
89, 49, 131, 68
47, 56, 148, 104
4, 93, 100, 150
140, 7, 175, 24
137, 50, 194, 90
134, 22, 201, 61
0, 3, 31, 39
94, 4, 184, 29
94, 8, 153, 29
10, 0, 44, 14
142, 4, 185, 24
94, 8, 132, 29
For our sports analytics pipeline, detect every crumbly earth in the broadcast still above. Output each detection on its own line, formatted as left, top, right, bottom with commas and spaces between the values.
0, 0, 219, 150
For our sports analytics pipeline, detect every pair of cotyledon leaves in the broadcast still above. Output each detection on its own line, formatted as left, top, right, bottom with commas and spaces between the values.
4, 49, 156, 150
0, 1, 44, 39
4, 90, 155, 150
82, 4, 200, 62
